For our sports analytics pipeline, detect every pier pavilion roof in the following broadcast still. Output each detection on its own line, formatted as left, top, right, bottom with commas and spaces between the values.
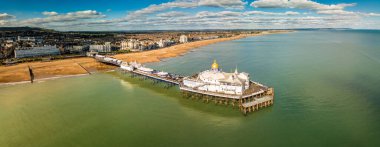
198, 69, 249, 86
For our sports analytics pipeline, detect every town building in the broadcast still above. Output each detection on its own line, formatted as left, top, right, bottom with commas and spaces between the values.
179, 35, 188, 43
121, 39, 141, 51
17, 36, 36, 42
120, 41, 129, 50
202, 35, 219, 40
14, 45, 60, 58
157, 39, 166, 48
65, 45, 88, 53
157, 39, 175, 48
89, 42, 111, 52
128, 39, 139, 49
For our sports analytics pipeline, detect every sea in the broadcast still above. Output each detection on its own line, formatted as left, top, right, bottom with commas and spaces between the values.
1, 30, 379, 147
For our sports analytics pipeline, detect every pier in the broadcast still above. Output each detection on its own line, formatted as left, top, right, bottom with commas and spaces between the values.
95, 55, 183, 84
93, 54, 273, 115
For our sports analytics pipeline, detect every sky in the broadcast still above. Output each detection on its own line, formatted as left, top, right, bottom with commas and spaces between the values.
0, 0, 380, 31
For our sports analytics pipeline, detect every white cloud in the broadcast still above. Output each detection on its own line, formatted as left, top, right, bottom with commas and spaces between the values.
245, 11, 300, 16
317, 10, 380, 17
194, 10, 299, 19
365, 13, 380, 17
0, 13, 15, 26
0, 13, 15, 20
42, 11, 58, 16
285, 11, 300, 15
198, 0, 247, 9
0, 20, 8, 25
21, 10, 105, 25
251, 0, 355, 10
157, 11, 188, 17
317, 10, 355, 15
249, 0, 380, 18
122, 9, 355, 29
131, 15, 358, 30
126, 0, 247, 19
196, 11, 242, 18
126, 1, 197, 19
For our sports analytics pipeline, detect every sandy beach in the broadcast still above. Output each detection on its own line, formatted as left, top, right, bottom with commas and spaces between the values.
0, 30, 290, 85
112, 31, 288, 63
0, 57, 116, 85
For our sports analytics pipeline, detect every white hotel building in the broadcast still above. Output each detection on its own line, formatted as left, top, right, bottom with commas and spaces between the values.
179, 35, 188, 43
90, 42, 111, 52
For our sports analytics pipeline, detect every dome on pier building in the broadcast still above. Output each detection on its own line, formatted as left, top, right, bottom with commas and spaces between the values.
211, 59, 219, 71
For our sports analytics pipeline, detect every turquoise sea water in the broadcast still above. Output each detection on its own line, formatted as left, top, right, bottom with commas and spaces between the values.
1, 30, 380, 147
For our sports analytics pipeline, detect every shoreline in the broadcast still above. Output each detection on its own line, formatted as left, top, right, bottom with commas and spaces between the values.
0, 73, 91, 87
33, 73, 90, 82
112, 30, 291, 64
0, 30, 292, 85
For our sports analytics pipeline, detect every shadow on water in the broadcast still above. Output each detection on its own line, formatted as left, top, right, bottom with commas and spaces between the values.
107, 71, 274, 118
323, 73, 380, 108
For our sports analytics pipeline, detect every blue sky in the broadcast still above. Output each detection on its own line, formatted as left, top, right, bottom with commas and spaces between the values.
1, 0, 380, 31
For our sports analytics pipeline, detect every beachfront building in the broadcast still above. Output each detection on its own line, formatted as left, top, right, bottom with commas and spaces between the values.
64, 45, 88, 53
202, 35, 219, 40
122, 39, 174, 51
179, 35, 188, 43
157, 39, 166, 48
157, 39, 175, 48
138, 41, 157, 51
182, 60, 250, 95
120, 40, 129, 50
90, 42, 111, 52
14, 45, 60, 58
127, 39, 140, 49
122, 39, 141, 51
17, 36, 36, 42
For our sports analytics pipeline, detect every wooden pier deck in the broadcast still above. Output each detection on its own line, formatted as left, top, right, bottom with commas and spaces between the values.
132, 70, 182, 85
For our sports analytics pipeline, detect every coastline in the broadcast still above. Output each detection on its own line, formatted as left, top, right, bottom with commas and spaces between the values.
112, 30, 291, 64
33, 73, 90, 82
0, 73, 90, 87
0, 30, 291, 85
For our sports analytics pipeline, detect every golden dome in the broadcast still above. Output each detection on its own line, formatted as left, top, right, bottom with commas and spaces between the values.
211, 59, 219, 69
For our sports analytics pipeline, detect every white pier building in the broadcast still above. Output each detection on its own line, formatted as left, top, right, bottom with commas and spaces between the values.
182, 60, 250, 95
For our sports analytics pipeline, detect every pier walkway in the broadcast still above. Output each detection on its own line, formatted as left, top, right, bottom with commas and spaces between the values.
94, 55, 183, 85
